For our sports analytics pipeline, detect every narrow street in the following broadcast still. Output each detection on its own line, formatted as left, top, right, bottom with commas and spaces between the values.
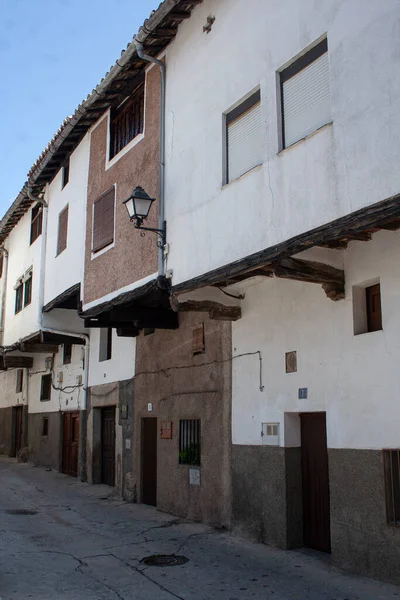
0, 458, 398, 600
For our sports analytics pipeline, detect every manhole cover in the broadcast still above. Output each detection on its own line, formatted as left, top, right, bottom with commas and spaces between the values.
141, 554, 189, 567
5, 509, 37, 515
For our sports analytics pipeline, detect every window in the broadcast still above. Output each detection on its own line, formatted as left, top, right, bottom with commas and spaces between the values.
366, 283, 382, 332
225, 90, 262, 184
63, 343, 72, 365
16, 369, 23, 393
30, 204, 43, 245
92, 187, 115, 253
24, 271, 32, 307
57, 205, 69, 256
62, 158, 70, 189
99, 328, 112, 362
110, 81, 145, 159
179, 419, 201, 466
192, 324, 205, 355
383, 450, 400, 526
40, 374, 52, 401
15, 281, 23, 314
280, 38, 330, 149
42, 417, 49, 437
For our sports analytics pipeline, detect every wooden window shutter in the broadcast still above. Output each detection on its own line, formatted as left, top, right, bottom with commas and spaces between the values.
57, 206, 69, 255
93, 188, 115, 252
192, 324, 205, 355
366, 283, 382, 332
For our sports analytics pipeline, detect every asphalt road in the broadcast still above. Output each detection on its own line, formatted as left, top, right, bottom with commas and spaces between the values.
0, 457, 399, 600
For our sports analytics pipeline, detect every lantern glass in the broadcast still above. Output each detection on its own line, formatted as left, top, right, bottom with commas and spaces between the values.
133, 195, 153, 219
124, 197, 135, 219
123, 186, 155, 222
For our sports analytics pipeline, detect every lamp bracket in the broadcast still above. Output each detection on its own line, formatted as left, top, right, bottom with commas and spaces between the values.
132, 219, 167, 249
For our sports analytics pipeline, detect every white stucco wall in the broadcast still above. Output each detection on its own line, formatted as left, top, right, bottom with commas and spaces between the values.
165, 0, 400, 285
0, 368, 27, 409
2, 209, 42, 346
232, 230, 400, 451
88, 328, 135, 387
44, 134, 90, 305
28, 344, 85, 414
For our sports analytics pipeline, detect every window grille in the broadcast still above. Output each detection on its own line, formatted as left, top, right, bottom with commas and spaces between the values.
225, 90, 262, 183
110, 82, 145, 159
281, 38, 330, 148
179, 419, 201, 466
30, 204, 43, 245
383, 450, 400, 526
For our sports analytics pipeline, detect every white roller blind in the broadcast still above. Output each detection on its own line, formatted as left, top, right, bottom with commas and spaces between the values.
282, 51, 330, 148
227, 101, 262, 183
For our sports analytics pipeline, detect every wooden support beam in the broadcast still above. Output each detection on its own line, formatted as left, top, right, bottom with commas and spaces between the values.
3, 355, 34, 369
318, 240, 349, 250
116, 327, 140, 338
272, 258, 345, 301
20, 343, 59, 354
378, 220, 400, 231
344, 232, 372, 242
85, 308, 179, 331
171, 297, 242, 321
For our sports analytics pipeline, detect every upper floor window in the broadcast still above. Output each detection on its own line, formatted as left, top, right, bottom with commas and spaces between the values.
109, 81, 144, 159
92, 187, 115, 253
62, 157, 70, 189
57, 205, 69, 256
15, 280, 23, 314
16, 369, 23, 393
280, 38, 330, 149
14, 269, 32, 314
24, 271, 32, 307
225, 90, 262, 184
366, 283, 382, 332
63, 343, 72, 365
30, 204, 43, 245
99, 327, 112, 362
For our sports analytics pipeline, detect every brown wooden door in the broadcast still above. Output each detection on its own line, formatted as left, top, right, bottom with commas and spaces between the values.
14, 406, 23, 456
300, 412, 331, 552
62, 412, 79, 477
101, 407, 115, 487
142, 418, 157, 506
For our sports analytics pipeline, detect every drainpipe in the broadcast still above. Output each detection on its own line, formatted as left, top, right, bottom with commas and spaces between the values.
133, 41, 166, 277
0, 247, 9, 346
27, 185, 90, 480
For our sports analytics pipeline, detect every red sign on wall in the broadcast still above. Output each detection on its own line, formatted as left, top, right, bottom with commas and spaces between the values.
161, 421, 173, 439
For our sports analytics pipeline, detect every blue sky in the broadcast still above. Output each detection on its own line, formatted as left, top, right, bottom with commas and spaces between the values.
0, 0, 157, 216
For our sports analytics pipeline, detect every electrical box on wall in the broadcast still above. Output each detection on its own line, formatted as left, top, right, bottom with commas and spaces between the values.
56, 371, 63, 384
261, 422, 280, 446
45, 357, 52, 369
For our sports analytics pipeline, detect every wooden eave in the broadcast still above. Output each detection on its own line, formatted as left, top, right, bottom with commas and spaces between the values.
42, 283, 81, 313
172, 194, 400, 294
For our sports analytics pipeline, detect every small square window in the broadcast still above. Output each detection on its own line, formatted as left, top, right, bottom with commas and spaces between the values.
192, 324, 205, 355
42, 417, 49, 437
40, 374, 52, 401
99, 328, 112, 362
280, 38, 330, 149
16, 369, 23, 393
224, 89, 262, 184
179, 419, 201, 466
63, 343, 72, 365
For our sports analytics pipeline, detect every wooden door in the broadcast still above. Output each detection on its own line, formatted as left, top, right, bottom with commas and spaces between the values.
62, 412, 79, 477
300, 412, 331, 552
141, 418, 157, 506
14, 406, 23, 456
101, 407, 115, 487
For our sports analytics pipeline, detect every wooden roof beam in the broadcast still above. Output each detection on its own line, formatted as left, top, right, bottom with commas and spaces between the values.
272, 258, 345, 301
171, 298, 242, 321
3, 355, 34, 369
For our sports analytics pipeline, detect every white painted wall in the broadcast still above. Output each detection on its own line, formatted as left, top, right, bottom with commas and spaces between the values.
165, 0, 400, 285
2, 209, 42, 346
28, 344, 85, 414
232, 230, 400, 450
88, 328, 135, 387
44, 133, 90, 305
0, 368, 27, 409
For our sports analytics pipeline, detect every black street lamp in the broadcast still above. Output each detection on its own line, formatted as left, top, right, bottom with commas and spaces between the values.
123, 186, 166, 247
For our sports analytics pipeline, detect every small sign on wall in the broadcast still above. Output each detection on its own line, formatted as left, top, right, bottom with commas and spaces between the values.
298, 388, 308, 399
147, 403, 153, 412
189, 467, 201, 486
161, 421, 173, 439
120, 404, 128, 420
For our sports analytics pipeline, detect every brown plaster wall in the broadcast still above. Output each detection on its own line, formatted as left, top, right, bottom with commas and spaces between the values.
84, 65, 160, 305
28, 411, 62, 470
329, 448, 400, 586
133, 313, 232, 528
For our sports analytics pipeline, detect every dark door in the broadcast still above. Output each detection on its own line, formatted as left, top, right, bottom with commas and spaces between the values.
14, 406, 23, 456
300, 412, 331, 552
142, 418, 157, 506
62, 412, 79, 477
101, 407, 115, 487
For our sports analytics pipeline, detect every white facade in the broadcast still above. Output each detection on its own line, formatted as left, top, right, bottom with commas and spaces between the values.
232, 230, 400, 451
44, 133, 90, 305
164, 0, 400, 285
0, 368, 27, 410
88, 328, 135, 387
2, 208, 42, 346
